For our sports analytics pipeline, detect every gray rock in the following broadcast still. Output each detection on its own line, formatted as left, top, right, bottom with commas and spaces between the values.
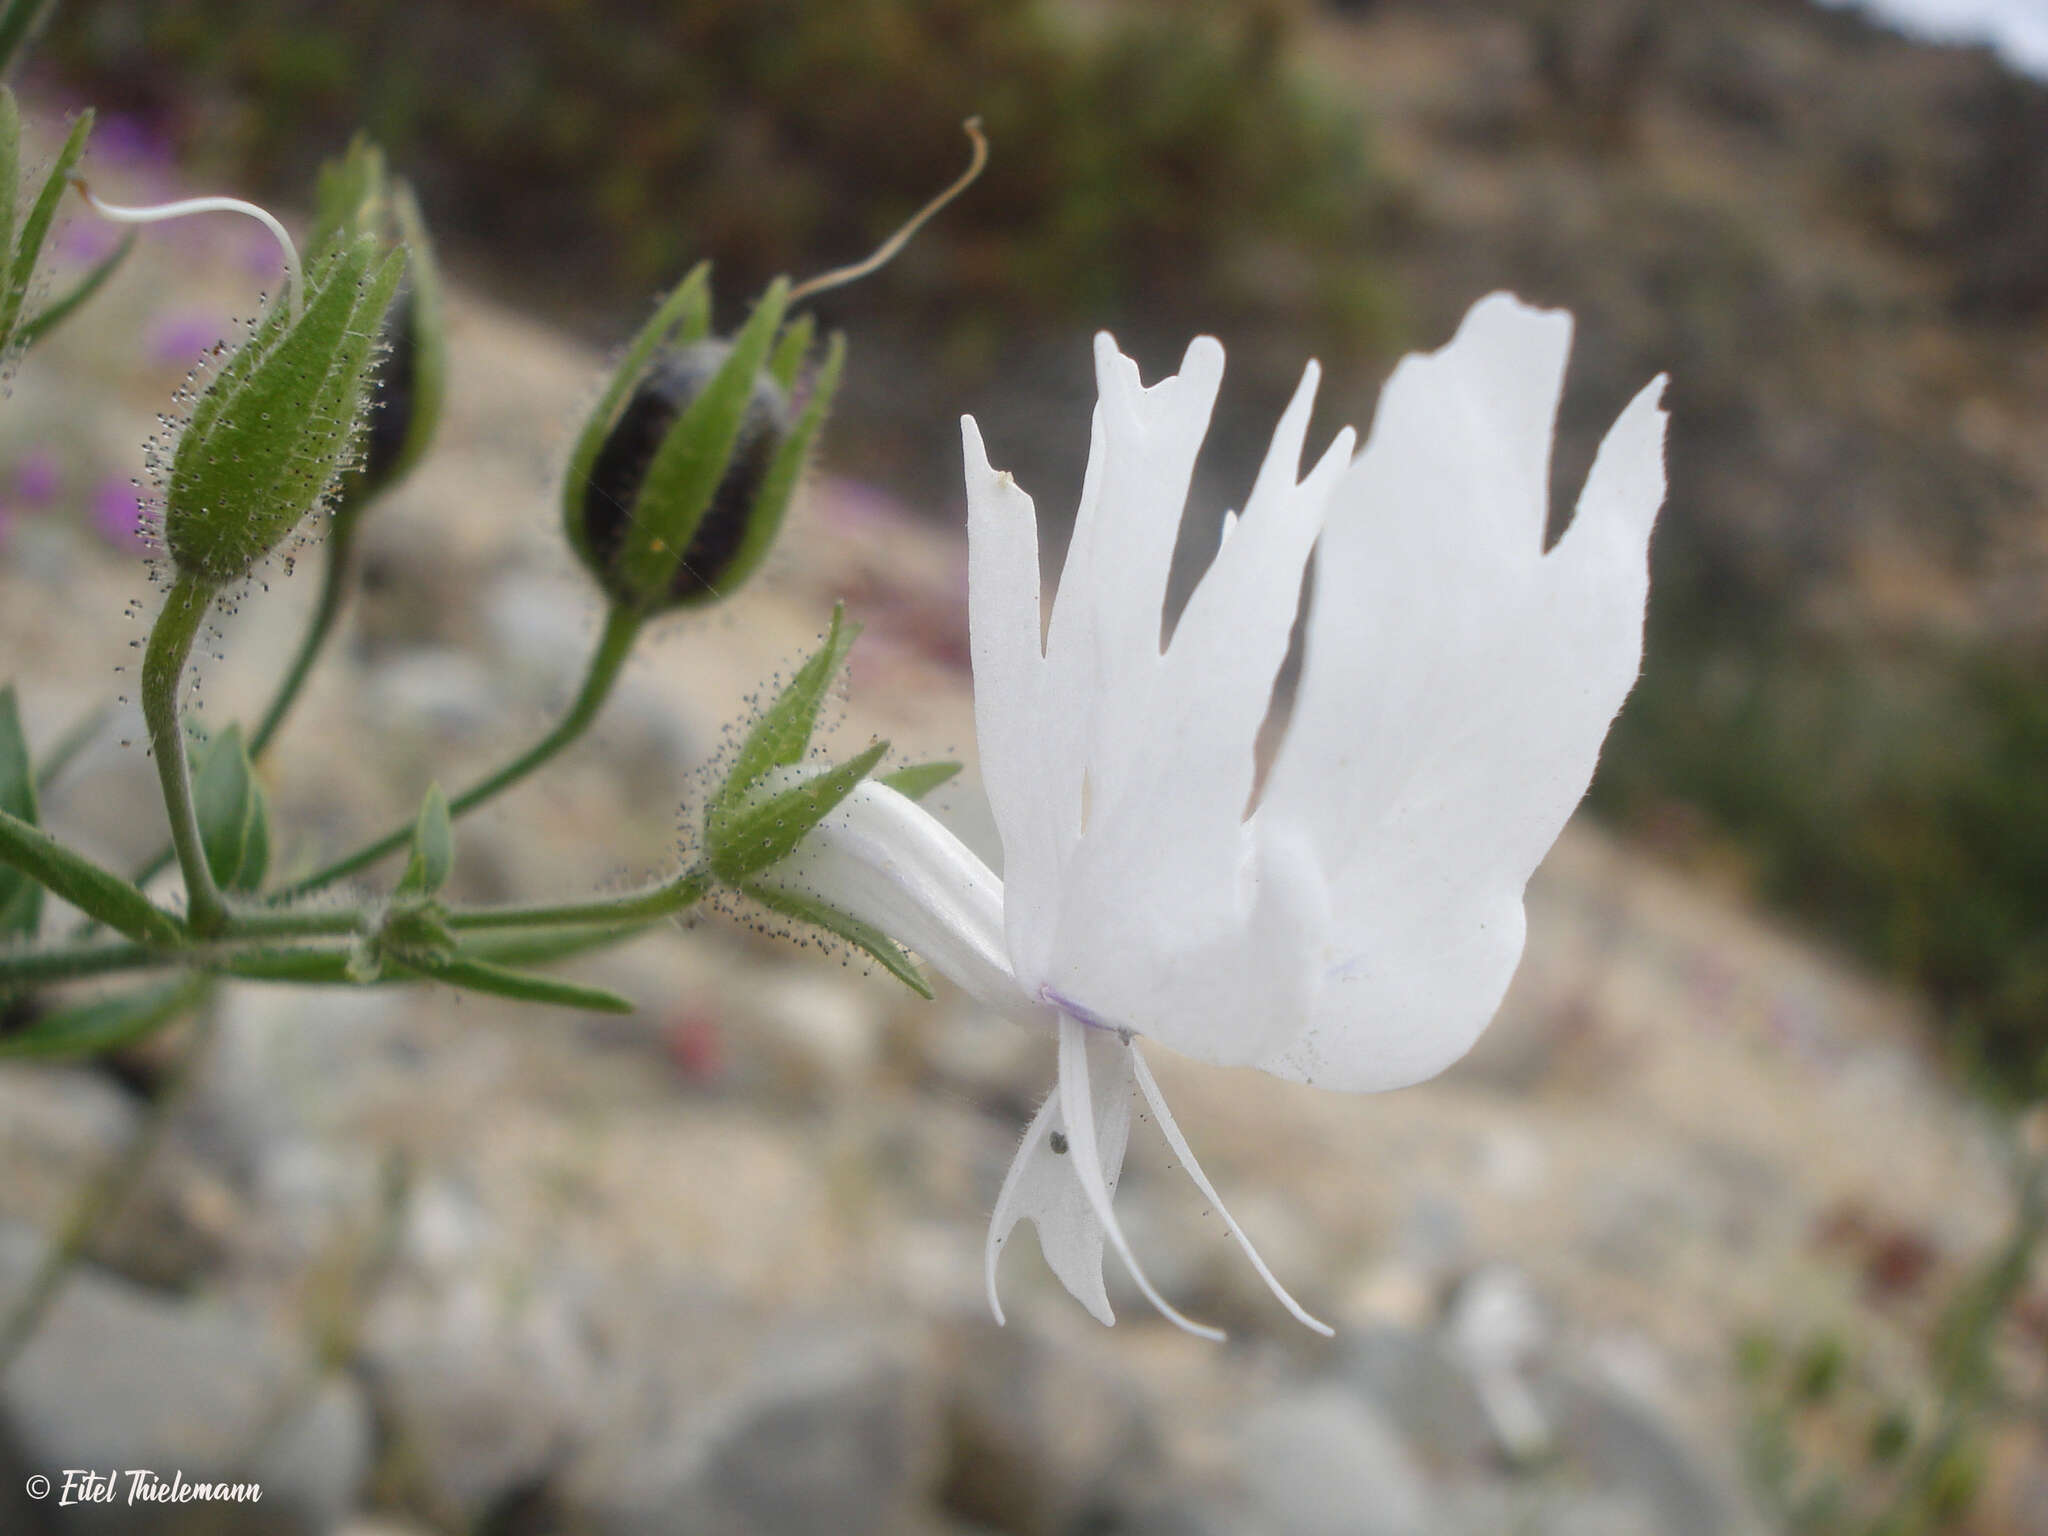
1437, 1479, 1665, 1536
937, 1320, 1155, 1536
1533, 1368, 1739, 1536
0, 1063, 251, 1292
1340, 1323, 1496, 1466
0, 1223, 369, 1536
357, 1193, 601, 1522
1444, 1264, 1553, 1463
563, 1318, 941, 1536
1238, 1383, 1435, 1536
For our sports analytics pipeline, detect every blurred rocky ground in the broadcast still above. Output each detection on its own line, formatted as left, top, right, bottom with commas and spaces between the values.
0, 53, 2045, 1536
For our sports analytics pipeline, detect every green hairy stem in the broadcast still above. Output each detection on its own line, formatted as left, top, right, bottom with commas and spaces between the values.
140, 572, 229, 936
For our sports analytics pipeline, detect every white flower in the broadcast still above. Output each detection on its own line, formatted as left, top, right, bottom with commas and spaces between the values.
760, 294, 1668, 1338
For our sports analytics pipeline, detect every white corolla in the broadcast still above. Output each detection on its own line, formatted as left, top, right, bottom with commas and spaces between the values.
759, 294, 1668, 1338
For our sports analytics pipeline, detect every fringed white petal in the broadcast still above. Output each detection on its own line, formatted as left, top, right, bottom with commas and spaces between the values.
1257, 294, 1668, 1091
962, 416, 1063, 979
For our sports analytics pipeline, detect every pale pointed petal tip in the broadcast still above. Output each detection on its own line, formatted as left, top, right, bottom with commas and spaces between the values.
1056, 1018, 1227, 1343
961, 413, 993, 473
1179, 334, 1226, 388
1572, 371, 1671, 545
1130, 1048, 1336, 1338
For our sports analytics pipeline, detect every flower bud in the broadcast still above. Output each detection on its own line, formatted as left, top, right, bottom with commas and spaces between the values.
163, 234, 407, 587
580, 341, 790, 606
564, 269, 843, 617
312, 140, 446, 518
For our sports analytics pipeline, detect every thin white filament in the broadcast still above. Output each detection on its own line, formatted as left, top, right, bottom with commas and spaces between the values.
1130, 1045, 1334, 1336
982, 1091, 1060, 1327
72, 181, 301, 321
1056, 1015, 1225, 1341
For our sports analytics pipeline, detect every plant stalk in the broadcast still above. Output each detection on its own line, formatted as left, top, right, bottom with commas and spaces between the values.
141, 571, 227, 936
276, 603, 644, 900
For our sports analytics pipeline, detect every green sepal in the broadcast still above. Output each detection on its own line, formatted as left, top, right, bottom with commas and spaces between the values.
312, 138, 446, 506
396, 951, 635, 1014
0, 804, 181, 945
0, 975, 208, 1060
383, 180, 446, 484
0, 684, 40, 938
307, 135, 387, 258
562, 263, 710, 576
0, 102, 90, 354
708, 738, 887, 885
741, 880, 932, 999
680, 329, 842, 611
711, 603, 857, 829
165, 236, 407, 584
767, 311, 815, 394
879, 760, 961, 802
613, 278, 790, 609
394, 782, 452, 898
191, 724, 268, 893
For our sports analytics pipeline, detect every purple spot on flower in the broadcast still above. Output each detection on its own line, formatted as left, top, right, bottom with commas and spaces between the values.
90, 478, 150, 554
13, 449, 60, 507
149, 311, 229, 370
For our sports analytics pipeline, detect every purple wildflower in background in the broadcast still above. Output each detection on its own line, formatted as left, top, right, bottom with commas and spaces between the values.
12, 449, 60, 508
89, 113, 178, 172
148, 311, 229, 371
89, 478, 150, 554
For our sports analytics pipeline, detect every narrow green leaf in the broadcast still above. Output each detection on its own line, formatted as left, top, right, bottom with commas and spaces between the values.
767, 311, 814, 393
880, 760, 961, 802
709, 738, 887, 884
0, 807, 179, 945
743, 881, 933, 999
0, 87, 18, 265
0, 684, 39, 938
240, 782, 271, 892
711, 603, 857, 828
15, 230, 133, 350
400, 952, 635, 1014
395, 782, 452, 897
615, 277, 789, 605
683, 330, 843, 611
561, 263, 710, 573
458, 923, 654, 968
0, 104, 90, 347
192, 724, 257, 893
0, 976, 208, 1059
